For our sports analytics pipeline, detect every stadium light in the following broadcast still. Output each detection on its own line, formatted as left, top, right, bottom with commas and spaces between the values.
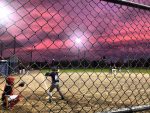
0, 7, 10, 18
75, 38, 82, 60
71, 30, 86, 59
75, 38, 82, 44
0, 4, 11, 23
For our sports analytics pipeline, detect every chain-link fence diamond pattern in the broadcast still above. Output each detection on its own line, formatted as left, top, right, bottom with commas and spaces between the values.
0, 0, 150, 113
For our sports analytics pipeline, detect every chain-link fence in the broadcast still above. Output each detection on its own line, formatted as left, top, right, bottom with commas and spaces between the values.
0, 0, 150, 113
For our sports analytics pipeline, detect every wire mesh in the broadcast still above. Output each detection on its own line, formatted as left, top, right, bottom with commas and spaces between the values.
0, 0, 150, 113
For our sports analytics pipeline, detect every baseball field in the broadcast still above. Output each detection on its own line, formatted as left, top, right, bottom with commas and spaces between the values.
0, 69, 150, 113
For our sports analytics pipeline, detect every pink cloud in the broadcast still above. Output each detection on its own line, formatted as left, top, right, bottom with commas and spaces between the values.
0, 0, 150, 61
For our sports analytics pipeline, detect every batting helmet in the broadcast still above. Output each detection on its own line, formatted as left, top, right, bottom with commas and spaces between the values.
51, 66, 59, 72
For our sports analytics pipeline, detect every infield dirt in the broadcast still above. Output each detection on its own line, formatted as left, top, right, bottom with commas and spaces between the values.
0, 70, 150, 113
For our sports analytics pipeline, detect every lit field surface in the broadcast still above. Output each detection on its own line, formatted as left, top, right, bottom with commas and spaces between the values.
0, 69, 150, 113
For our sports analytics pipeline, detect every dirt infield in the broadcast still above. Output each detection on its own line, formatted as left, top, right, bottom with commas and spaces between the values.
0, 70, 150, 113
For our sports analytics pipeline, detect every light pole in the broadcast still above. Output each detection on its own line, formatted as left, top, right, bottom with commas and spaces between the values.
78, 46, 80, 60
0, 42, 3, 58
13, 36, 16, 55
83, 50, 86, 68
75, 38, 81, 60
0, 3, 12, 58
30, 46, 34, 63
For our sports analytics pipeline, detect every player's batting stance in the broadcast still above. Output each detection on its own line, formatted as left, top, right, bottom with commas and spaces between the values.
45, 66, 64, 103
1, 76, 25, 110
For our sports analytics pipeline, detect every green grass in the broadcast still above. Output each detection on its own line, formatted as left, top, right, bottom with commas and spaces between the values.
122, 68, 150, 74
41, 67, 150, 74
42, 68, 109, 73
60, 68, 109, 72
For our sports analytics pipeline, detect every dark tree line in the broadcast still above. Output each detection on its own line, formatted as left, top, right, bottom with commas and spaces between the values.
29, 57, 150, 69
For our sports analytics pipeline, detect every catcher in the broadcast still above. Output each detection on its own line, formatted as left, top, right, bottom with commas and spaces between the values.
45, 66, 64, 103
1, 76, 25, 110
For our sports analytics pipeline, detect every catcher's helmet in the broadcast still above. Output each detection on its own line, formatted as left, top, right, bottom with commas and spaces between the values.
6, 76, 15, 85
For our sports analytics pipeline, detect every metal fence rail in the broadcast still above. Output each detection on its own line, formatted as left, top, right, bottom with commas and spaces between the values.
99, 105, 150, 113
0, 0, 150, 113
102, 0, 150, 10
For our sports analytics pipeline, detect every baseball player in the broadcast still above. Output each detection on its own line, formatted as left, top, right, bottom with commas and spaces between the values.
1, 76, 25, 110
45, 66, 64, 103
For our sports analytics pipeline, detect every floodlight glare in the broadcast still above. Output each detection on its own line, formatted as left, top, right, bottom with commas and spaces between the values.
75, 38, 81, 44
0, 5, 11, 21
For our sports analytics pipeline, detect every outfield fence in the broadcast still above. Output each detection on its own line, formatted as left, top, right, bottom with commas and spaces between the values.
0, 0, 150, 113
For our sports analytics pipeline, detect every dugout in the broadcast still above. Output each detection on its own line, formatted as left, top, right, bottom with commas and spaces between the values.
0, 56, 19, 76
0, 60, 9, 76
9, 56, 19, 74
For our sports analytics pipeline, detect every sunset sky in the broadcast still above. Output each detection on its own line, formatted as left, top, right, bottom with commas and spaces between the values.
0, 0, 150, 62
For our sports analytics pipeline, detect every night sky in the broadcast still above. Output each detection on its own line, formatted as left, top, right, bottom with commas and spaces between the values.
0, 0, 150, 62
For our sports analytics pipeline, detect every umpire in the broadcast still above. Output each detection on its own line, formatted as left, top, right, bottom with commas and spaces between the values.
45, 66, 64, 103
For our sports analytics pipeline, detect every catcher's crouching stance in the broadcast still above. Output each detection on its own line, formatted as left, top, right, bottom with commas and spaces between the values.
45, 67, 64, 103
1, 76, 25, 110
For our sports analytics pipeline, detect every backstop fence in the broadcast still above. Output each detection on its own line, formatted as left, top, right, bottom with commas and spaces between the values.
0, 0, 150, 113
